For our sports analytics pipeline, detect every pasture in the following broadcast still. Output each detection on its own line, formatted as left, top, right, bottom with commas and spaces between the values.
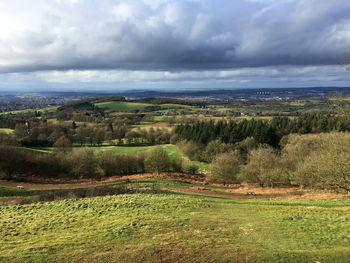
0, 106, 58, 115
0, 128, 13, 134
1, 179, 350, 263
94, 144, 182, 158
131, 123, 173, 132
95, 101, 154, 112
27, 144, 182, 158
95, 101, 195, 112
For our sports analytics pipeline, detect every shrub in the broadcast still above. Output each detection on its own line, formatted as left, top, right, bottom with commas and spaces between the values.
241, 146, 289, 187
0, 145, 29, 180
67, 149, 104, 179
204, 140, 235, 162
296, 149, 350, 191
280, 132, 350, 190
182, 162, 199, 174
144, 146, 171, 174
99, 152, 117, 177
208, 151, 242, 184
170, 157, 183, 172
291, 133, 350, 190
53, 135, 72, 151
177, 140, 205, 162
280, 133, 324, 181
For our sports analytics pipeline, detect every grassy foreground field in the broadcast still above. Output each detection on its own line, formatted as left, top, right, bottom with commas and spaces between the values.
1, 179, 350, 263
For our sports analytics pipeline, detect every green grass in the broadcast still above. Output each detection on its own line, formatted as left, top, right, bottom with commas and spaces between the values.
27, 144, 207, 171
0, 128, 14, 134
1, 182, 350, 263
25, 147, 53, 153
95, 101, 195, 112
157, 103, 193, 109
95, 101, 154, 112
94, 144, 182, 158
153, 115, 184, 121
0, 106, 58, 115
131, 124, 173, 132
0, 186, 40, 199
27, 145, 183, 158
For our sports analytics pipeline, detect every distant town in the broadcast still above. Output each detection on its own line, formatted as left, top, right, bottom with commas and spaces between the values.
1, 86, 350, 113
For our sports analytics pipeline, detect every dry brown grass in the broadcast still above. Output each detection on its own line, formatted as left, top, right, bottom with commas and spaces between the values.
0, 172, 204, 189
227, 186, 301, 195
228, 186, 349, 199
275, 191, 349, 199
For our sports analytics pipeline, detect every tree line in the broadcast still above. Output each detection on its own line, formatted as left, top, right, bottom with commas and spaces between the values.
205, 132, 350, 192
10, 121, 171, 147
174, 113, 350, 147
0, 145, 198, 180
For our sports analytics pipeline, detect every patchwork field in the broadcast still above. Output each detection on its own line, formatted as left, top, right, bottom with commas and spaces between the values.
95, 101, 154, 112
0, 106, 59, 115
95, 101, 195, 113
1, 179, 350, 263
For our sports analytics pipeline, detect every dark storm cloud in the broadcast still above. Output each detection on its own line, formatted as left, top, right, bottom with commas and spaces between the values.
0, 0, 350, 74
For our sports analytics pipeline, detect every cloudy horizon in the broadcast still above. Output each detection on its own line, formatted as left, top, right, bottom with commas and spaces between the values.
0, 0, 350, 91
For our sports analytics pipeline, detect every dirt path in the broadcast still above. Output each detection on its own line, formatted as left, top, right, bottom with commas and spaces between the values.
0, 173, 205, 190
177, 187, 304, 199
0, 198, 23, 205
1, 174, 347, 200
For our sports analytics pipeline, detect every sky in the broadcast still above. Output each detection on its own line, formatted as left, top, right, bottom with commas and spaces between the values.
0, 0, 350, 92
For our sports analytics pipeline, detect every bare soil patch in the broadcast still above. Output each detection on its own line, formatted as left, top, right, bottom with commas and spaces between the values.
0, 172, 205, 190
0, 198, 23, 205
1, 173, 348, 200
226, 186, 349, 199
178, 186, 349, 200
178, 187, 301, 199
227, 186, 301, 195
147, 122, 170, 127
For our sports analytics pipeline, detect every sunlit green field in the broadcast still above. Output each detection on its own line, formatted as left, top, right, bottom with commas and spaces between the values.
131, 124, 173, 132
95, 101, 194, 112
1, 180, 350, 263
26, 144, 209, 172
153, 115, 184, 121
0, 128, 14, 134
94, 144, 182, 158
0, 106, 58, 115
27, 144, 182, 158
95, 101, 154, 112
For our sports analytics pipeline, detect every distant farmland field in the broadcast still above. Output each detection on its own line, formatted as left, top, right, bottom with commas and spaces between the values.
0, 106, 58, 115
27, 144, 182, 158
0, 128, 13, 134
95, 101, 154, 112
95, 101, 194, 112
94, 144, 182, 158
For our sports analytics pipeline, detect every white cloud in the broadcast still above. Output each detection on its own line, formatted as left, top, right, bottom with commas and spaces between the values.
0, 0, 349, 90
